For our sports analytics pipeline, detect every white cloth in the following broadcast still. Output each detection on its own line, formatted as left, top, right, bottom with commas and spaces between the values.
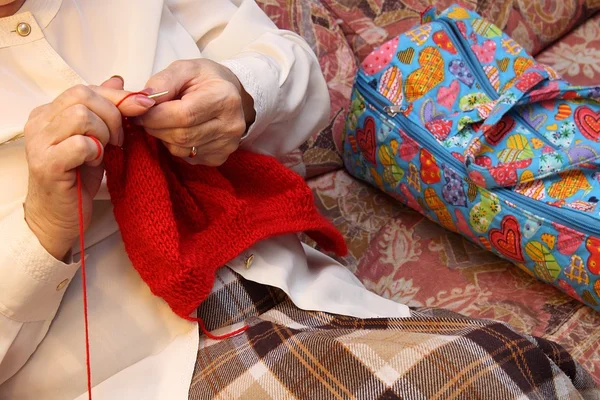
0, 0, 411, 399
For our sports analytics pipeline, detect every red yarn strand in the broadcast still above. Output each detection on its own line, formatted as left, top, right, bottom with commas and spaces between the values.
76, 168, 93, 400
195, 318, 249, 340
76, 91, 261, 399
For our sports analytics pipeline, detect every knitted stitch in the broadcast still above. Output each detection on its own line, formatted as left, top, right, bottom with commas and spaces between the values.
103, 126, 347, 319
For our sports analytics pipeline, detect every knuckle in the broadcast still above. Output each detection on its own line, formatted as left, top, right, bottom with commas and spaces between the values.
71, 135, 89, 155
69, 104, 91, 128
172, 129, 191, 147
229, 118, 247, 136
223, 90, 242, 111
170, 59, 188, 70
28, 104, 46, 121
178, 106, 197, 127
69, 84, 93, 101
29, 158, 46, 177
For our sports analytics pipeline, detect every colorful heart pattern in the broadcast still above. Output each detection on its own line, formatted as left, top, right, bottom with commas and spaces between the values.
345, 8, 600, 310
442, 165, 467, 207
489, 215, 525, 262
397, 47, 415, 64
362, 37, 400, 75
472, 40, 496, 63
575, 106, 600, 142
405, 47, 445, 102
433, 31, 457, 54
378, 67, 403, 106
449, 59, 475, 88
425, 119, 453, 141
484, 66, 500, 91
437, 80, 460, 110
357, 117, 377, 165
483, 116, 516, 146
420, 149, 441, 184
471, 19, 502, 38
406, 25, 432, 47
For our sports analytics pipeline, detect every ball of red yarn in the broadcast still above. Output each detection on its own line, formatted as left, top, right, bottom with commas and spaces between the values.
103, 125, 347, 319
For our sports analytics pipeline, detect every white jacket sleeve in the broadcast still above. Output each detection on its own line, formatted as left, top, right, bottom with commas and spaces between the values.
0, 206, 81, 385
165, 0, 331, 158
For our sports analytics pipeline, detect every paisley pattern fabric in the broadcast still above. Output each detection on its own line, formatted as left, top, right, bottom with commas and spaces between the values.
344, 4, 600, 312
538, 12, 600, 86
320, 0, 598, 61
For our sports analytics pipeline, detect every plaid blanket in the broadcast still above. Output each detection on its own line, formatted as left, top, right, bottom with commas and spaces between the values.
190, 268, 599, 399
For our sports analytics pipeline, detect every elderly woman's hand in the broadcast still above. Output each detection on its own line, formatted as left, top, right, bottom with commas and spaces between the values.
134, 59, 256, 166
23, 77, 155, 260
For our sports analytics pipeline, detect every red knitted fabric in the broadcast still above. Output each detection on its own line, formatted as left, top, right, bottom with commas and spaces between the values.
103, 126, 347, 320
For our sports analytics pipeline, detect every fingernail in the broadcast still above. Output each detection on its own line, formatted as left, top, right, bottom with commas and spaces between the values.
135, 95, 155, 108
110, 75, 124, 86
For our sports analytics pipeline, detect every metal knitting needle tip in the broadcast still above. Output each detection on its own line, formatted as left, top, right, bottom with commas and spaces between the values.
147, 90, 169, 100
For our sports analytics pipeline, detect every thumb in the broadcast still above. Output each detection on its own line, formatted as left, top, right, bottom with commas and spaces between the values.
90, 77, 156, 117
143, 60, 200, 105
101, 75, 125, 90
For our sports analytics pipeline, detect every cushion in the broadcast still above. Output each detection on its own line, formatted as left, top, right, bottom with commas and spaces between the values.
256, 0, 357, 178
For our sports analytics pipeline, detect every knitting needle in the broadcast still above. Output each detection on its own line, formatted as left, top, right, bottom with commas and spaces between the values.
147, 90, 169, 100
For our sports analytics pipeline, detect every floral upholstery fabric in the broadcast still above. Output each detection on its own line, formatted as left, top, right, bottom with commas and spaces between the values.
538, 12, 600, 86
321, 0, 599, 61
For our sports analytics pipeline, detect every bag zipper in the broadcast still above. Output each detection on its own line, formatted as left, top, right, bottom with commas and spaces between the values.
354, 75, 600, 236
437, 19, 559, 150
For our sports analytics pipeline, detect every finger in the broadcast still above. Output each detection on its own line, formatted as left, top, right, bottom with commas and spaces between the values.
162, 142, 192, 158
44, 104, 111, 146
102, 75, 125, 90
144, 118, 222, 147
50, 134, 104, 171
135, 94, 218, 130
49, 85, 123, 146
143, 59, 201, 105
89, 85, 155, 117
49, 85, 155, 146
162, 139, 236, 166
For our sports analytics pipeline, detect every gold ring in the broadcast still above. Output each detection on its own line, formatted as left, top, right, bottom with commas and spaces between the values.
189, 146, 197, 158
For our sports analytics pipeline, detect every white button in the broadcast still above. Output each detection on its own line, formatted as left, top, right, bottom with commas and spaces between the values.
56, 279, 69, 291
244, 254, 254, 269
16, 22, 31, 37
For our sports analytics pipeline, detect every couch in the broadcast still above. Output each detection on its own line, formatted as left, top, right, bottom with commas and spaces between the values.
256, 0, 600, 383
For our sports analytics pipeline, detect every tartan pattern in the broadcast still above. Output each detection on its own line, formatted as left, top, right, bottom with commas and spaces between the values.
191, 268, 599, 399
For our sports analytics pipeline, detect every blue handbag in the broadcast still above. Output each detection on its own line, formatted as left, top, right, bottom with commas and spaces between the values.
343, 4, 600, 309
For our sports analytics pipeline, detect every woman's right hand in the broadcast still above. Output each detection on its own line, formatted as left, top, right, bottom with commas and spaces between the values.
23, 77, 156, 260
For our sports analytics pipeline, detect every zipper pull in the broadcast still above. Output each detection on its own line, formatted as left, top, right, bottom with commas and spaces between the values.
384, 105, 406, 117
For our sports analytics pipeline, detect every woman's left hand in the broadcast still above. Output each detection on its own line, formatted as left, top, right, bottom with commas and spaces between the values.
135, 59, 256, 166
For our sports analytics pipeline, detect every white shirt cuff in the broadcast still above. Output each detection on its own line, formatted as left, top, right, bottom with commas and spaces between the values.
220, 53, 280, 147
0, 206, 80, 322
